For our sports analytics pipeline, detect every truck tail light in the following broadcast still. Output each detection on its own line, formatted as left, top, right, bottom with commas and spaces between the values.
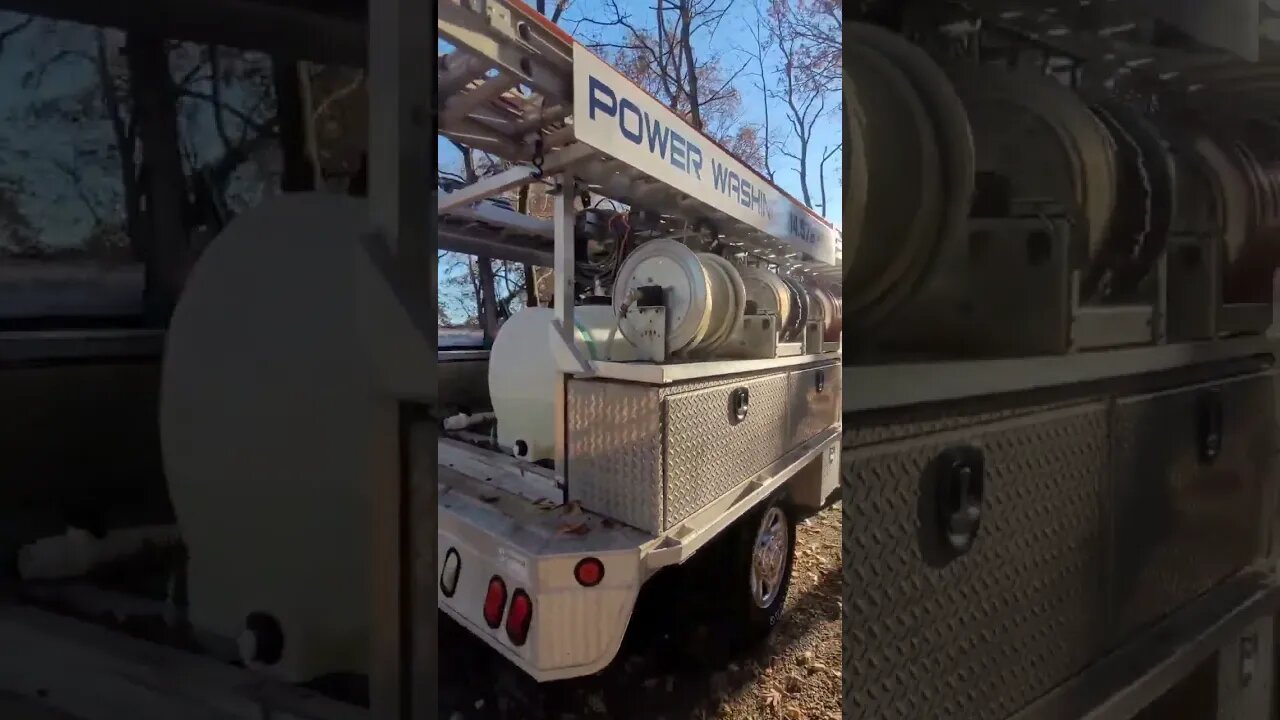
574, 557, 605, 587
506, 590, 533, 646
483, 576, 507, 629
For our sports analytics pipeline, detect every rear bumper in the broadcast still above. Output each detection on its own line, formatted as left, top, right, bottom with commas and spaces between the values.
436, 489, 644, 682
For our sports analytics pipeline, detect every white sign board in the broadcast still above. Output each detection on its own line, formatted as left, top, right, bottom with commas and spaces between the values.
571, 44, 839, 267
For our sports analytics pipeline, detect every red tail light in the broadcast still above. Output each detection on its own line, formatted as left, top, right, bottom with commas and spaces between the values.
574, 557, 605, 587
506, 590, 533, 646
483, 576, 507, 629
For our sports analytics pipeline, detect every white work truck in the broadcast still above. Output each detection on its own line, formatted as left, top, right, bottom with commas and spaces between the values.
431, 0, 843, 683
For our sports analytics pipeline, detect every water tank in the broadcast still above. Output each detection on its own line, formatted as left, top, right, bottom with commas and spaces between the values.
160, 193, 428, 682
489, 305, 639, 461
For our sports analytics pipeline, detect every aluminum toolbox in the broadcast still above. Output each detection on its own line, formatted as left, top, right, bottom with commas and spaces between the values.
567, 360, 840, 534
1109, 373, 1276, 640
787, 364, 841, 447
840, 363, 1279, 720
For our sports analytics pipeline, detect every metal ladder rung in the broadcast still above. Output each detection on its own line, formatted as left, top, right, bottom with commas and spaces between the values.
439, 51, 493, 97
513, 104, 569, 133
442, 74, 522, 123
444, 103, 527, 140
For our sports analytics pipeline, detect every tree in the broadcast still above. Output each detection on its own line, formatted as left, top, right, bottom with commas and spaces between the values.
782, 0, 841, 94
3, 16, 280, 266
0, 178, 40, 257
742, 6, 778, 181
2, 17, 129, 259
580, 0, 766, 170
0, 11, 295, 322
766, 0, 831, 207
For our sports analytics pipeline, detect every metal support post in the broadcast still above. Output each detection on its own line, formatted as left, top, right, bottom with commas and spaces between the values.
553, 171, 576, 496
367, 0, 436, 717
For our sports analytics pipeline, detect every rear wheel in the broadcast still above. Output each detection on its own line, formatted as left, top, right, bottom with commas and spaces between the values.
724, 494, 797, 645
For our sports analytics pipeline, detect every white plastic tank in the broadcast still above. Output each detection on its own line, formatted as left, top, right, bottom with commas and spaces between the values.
160, 193, 432, 682
489, 305, 638, 461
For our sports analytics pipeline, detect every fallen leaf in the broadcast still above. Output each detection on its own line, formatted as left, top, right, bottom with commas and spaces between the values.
556, 521, 590, 536
762, 687, 783, 712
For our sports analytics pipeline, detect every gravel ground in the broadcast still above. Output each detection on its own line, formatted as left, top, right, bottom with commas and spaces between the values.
440, 505, 842, 720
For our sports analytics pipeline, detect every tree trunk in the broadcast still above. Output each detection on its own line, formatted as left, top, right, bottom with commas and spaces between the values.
477, 256, 500, 344
95, 31, 141, 260
678, 0, 703, 130
797, 137, 812, 207
522, 264, 537, 308
272, 57, 315, 192
818, 144, 838, 218
818, 157, 828, 217
128, 33, 188, 325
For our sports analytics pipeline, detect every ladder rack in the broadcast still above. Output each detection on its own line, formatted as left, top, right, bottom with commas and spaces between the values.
436, 0, 842, 281
438, 189, 554, 267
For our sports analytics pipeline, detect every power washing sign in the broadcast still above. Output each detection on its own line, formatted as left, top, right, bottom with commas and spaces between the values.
571, 44, 838, 267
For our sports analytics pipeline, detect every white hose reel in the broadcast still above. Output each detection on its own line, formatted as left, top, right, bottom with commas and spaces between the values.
612, 239, 746, 358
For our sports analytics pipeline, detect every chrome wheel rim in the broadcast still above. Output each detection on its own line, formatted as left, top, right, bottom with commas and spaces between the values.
749, 507, 789, 609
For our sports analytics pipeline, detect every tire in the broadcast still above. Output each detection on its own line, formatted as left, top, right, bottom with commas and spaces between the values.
722, 494, 797, 646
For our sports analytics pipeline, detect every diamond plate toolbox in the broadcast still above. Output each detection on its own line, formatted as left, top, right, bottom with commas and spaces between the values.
841, 366, 1280, 720
842, 401, 1110, 720
1109, 371, 1278, 641
567, 361, 839, 534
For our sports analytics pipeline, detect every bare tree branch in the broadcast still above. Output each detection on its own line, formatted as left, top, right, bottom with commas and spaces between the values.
206, 46, 235, 152
767, 0, 833, 207
744, 2, 775, 181
551, 0, 571, 23
47, 152, 102, 225
177, 88, 273, 135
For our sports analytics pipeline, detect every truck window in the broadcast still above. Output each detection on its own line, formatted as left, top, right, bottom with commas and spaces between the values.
0, 10, 366, 330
